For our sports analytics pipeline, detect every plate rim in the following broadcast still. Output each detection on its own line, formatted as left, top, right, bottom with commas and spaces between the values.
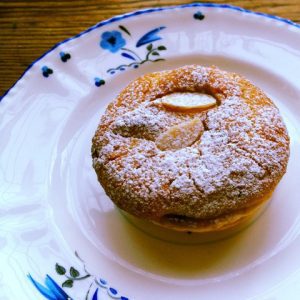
1, 2, 300, 101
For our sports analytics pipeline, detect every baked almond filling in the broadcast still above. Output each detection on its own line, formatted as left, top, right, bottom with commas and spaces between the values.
160, 92, 217, 111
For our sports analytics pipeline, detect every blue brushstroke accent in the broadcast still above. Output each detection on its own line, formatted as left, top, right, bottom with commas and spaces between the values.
94, 77, 105, 87
41, 66, 53, 77
121, 52, 136, 61
59, 51, 71, 62
109, 287, 118, 295
41, 66, 49, 72
92, 288, 99, 300
136, 26, 166, 47
99, 278, 108, 287
45, 275, 70, 299
193, 11, 205, 20
120, 297, 129, 300
27, 274, 56, 300
1, 3, 299, 101
28, 274, 70, 300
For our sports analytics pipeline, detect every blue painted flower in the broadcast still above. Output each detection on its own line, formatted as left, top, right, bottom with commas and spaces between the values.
28, 274, 71, 300
136, 26, 166, 47
100, 31, 126, 53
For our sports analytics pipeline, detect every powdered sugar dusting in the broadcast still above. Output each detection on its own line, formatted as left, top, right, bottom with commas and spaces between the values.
92, 65, 289, 223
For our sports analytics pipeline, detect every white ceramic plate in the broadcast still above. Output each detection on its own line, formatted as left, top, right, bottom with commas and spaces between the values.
1, 3, 300, 300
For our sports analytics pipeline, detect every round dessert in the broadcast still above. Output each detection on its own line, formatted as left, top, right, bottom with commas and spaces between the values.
91, 65, 290, 234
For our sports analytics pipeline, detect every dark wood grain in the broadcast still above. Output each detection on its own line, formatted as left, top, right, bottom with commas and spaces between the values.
0, 0, 299, 96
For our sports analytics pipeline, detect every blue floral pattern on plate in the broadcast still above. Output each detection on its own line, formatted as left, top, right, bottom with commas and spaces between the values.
41, 25, 169, 87
100, 25, 167, 75
29, 252, 129, 300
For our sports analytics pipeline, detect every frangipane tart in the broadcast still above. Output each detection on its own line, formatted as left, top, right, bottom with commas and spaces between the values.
91, 65, 289, 239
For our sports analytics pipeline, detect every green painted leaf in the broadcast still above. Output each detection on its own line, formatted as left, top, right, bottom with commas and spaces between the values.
70, 267, 80, 278
158, 45, 167, 50
62, 279, 73, 288
146, 44, 153, 51
151, 51, 160, 56
55, 263, 66, 275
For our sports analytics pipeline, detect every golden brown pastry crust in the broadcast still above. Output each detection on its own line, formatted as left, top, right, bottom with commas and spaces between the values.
92, 65, 290, 232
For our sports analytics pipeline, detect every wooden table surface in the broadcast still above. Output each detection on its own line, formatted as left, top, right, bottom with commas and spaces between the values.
1, 0, 299, 97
